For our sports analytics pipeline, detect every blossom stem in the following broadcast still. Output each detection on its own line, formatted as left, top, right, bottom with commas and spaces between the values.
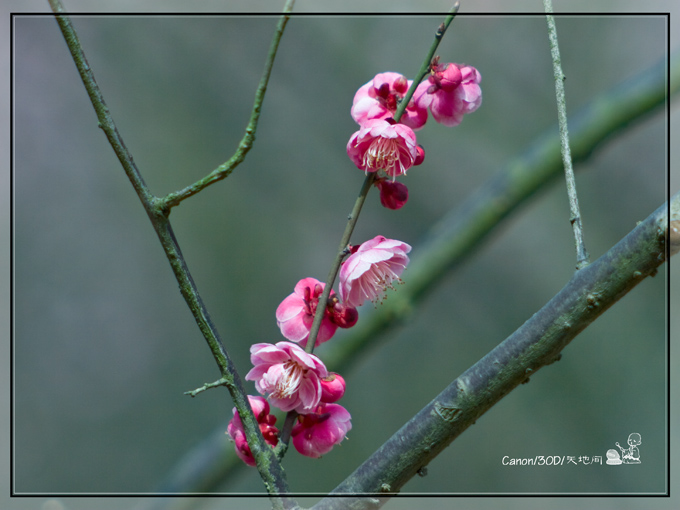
304, 174, 376, 357
544, 0, 590, 270
277, 411, 299, 450
396, 2, 460, 122
304, 3, 461, 357
278, 7, 465, 459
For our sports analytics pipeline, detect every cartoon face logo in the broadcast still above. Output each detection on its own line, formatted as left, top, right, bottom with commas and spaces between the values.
614, 433, 641, 464
627, 433, 641, 447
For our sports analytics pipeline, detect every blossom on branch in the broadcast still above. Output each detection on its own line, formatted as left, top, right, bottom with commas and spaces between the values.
351, 71, 428, 130
339, 235, 412, 308
347, 119, 418, 179
416, 61, 482, 127
292, 403, 352, 458
226, 395, 279, 467
246, 341, 328, 414
276, 278, 358, 348
319, 372, 346, 404
276, 278, 338, 348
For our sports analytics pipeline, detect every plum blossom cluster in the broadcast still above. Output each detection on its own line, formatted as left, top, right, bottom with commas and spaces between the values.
228, 235, 411, 463
245, 341, 351, 459
227, 341, 351, 462
227, 59, 482, 465
347, 60, 482, 209
227, 395, 278, 466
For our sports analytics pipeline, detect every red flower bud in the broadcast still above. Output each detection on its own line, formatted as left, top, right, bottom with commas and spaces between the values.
328, 298, 359, 329
414, 144, 425, 166
375, 179, 409, 210
320, 373, 346, 403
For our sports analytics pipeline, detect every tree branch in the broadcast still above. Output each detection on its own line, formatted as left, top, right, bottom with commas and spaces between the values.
544, 0, 590, 270
47, 1, 296, 505
314, 191, 676, 508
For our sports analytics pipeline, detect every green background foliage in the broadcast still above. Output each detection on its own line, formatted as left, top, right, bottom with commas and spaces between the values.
7, 1, 678, 510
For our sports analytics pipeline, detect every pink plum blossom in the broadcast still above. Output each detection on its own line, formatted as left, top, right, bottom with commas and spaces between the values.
276, 278, 358, 348
276, 278, 338, 348
292, 403, 352, 458
351, 72, 428, 130
375, 178, 409, 210
226, 395, 278, 467
347, 119, 418, 179
339, 235, 412, 308
246, 341, 328, 414
415, 61, 482, 127
319, 373, 346, 404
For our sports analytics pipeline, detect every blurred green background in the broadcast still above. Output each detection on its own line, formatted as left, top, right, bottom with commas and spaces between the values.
6, 1, 679, 510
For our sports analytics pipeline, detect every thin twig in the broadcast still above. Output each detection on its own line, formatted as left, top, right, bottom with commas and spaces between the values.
47, 0, 155, 210
544, 0, 590, 270
161, 0, 296, 210
303, 172, 375, 356
184, 378, 229, 398
402, 2, 461, 106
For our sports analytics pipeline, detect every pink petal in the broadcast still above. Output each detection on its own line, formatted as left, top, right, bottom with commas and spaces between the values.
275, 294, 305, 323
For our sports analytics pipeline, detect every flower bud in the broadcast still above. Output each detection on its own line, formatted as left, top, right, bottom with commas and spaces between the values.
320, 373, 346, 403
435, 62, 462, 91
376, 179, 409, 210
414, 145, 425, 166
328, 298, 359, 328
226, 395, 279, 466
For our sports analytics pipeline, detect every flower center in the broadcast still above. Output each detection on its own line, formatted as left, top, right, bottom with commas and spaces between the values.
302, 283, 324, 317
363, 136, 400, 175
274, 360, 304, 399
360, 260, 405, 304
